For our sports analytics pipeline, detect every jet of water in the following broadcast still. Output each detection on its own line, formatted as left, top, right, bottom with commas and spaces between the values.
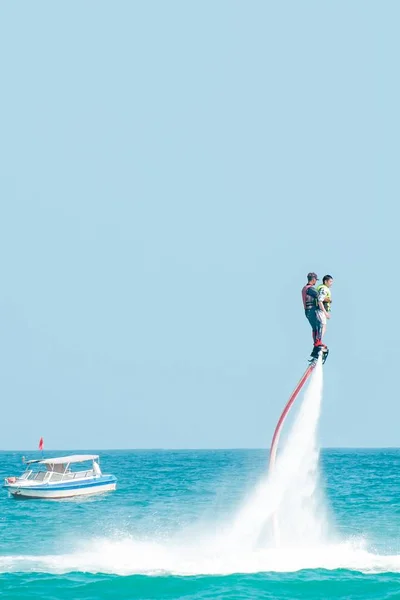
229, 358, 330, 549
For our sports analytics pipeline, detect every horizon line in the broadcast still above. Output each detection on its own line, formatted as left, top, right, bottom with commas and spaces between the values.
0, 446, 399, 452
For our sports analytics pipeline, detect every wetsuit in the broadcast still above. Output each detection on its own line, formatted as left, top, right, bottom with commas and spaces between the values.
301, 283, 322, 344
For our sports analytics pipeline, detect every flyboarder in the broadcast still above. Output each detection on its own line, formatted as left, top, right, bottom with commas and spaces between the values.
301, 272, 321, 345
302, 272, 332, 364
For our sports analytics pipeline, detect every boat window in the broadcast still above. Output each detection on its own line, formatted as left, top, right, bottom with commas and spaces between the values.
46, 463, 66, 474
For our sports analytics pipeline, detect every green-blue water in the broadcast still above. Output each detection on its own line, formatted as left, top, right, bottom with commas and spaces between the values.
0, 449, 400, 599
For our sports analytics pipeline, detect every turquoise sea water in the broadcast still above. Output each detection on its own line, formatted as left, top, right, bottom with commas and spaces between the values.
0, 449, 400, 599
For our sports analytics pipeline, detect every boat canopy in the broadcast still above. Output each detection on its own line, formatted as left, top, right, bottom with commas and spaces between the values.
26, 455, 99, 465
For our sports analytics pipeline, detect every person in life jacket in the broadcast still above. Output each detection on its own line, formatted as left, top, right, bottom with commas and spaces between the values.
316, 274, 333, 342
301, 272, 322, 345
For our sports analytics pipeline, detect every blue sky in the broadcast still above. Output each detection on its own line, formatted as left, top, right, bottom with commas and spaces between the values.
0, 1, 398, 449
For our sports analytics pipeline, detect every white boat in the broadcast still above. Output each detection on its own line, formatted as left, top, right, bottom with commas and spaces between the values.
3, 454, 117, 499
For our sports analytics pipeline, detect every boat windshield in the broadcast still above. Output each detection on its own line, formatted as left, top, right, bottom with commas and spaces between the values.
19, 461, 99, 483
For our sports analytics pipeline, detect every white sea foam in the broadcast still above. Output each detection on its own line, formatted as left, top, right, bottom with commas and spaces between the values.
2, 360, 399, 576
1, 537, 400, 576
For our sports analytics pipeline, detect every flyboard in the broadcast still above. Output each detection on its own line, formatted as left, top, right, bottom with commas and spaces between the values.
269, 344, 328, 472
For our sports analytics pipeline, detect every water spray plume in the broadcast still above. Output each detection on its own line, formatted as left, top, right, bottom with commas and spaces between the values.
229, 356, 328, 549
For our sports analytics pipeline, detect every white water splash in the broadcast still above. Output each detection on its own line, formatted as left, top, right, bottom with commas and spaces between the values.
2, 534, 400, 576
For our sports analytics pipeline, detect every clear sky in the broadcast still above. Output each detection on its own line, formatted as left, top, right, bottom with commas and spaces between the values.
0, 1, 398, 449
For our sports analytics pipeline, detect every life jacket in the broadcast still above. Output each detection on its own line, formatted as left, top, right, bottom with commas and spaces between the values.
302, 284, 317, 311
317, 284, 332, 312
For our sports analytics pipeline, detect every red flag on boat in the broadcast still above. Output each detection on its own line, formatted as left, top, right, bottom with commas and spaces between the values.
38, 437, 44, 451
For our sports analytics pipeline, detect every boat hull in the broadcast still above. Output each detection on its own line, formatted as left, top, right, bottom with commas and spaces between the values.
4, 476, 117, 499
